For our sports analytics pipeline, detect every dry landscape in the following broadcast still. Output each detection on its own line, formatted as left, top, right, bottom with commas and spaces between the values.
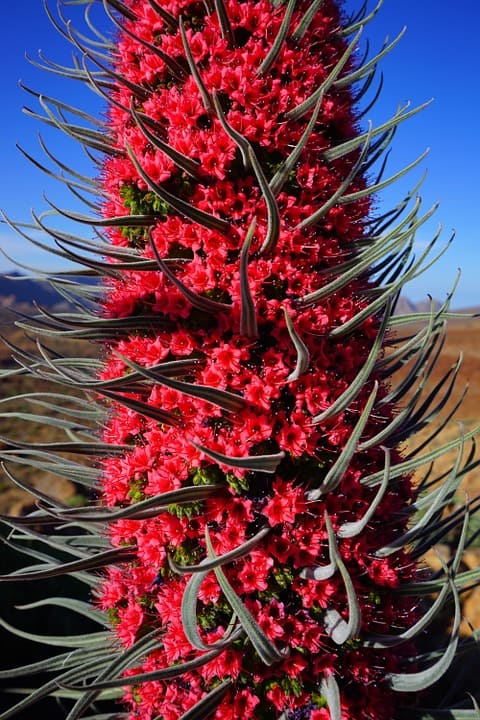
1, 303, 479, 633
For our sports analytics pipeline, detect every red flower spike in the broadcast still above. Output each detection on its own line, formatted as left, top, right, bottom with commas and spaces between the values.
1, 2, 477, 720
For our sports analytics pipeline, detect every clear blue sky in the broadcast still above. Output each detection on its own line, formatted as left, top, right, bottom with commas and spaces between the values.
1, 1, 479, 308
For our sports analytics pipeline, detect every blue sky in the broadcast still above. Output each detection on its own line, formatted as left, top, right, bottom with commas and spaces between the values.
1, 1, 479, 308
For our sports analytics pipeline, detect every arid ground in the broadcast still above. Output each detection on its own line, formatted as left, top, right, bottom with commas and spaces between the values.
1, 307, 479, 634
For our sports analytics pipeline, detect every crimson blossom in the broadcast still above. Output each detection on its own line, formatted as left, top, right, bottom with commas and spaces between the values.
0, 1, 478, 720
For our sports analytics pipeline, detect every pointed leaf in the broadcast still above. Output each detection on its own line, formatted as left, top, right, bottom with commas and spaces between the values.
63, 648, 224, 690
179, 17, 213, 112
149, 235, 232, 315
310, 301, 385, 422
257, 0, 297, 75
295, 121, 373, 231
337, 447, 390, 538
320, 674, 341, 720
307, 382, 378, 499
130, 103, 204, 181
284, 308, 310, 381
191, 440, 285, 474
270, 94, 323, 196
98, 388, 183, 427
37, 484, 220, 523
247, 146, 281, 254
177, 680, 232, 720
125, 143, 231, 235
286, 28, 362, 121
0, 546, 136, 582
300, 511, 338, 580
365, 510, 469, 648
113, 351, 246, 412
386, 577, 461, 691
322, 515, 361, 644
240, 218, 259, 337
170, 526, 270, 574
181, 569, 243, 652
291, 0, 325, 42
204, 527, 287, 665
213, 0, 234, 45
212, 91, 251, 168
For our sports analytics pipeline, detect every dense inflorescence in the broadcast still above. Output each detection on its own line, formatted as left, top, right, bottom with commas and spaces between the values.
95, 1, 418, 718
1, 1, 478, 719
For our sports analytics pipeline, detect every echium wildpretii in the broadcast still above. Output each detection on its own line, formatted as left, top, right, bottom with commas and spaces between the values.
0, 1, 479, 720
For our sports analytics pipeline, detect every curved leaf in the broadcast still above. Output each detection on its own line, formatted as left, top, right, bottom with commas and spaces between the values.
386, 577, 461, 691
191, 440, 285, 474
177, 680, 232, 720
240, 218, 259, 337
257, 0, 297, 75
307, 382, 378, 498
204, 527, 287, 664
284, 308, 310, 381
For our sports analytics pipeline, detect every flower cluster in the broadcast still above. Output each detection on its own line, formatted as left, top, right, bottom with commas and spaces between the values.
96, 1, 419, 718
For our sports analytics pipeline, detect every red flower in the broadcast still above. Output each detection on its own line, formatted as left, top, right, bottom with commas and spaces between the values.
262, 480, 305, 526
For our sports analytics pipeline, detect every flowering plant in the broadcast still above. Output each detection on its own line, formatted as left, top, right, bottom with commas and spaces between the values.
0, 1, 479, 719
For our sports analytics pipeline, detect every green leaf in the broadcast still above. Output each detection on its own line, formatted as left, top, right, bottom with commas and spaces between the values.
213, 0, 235, 46
340, 0, 384, 36
366, 511, 468, 648
247, 146, 281, 254
362, 423, 480, 489
374, 434, 465, 556
212, 91, 251, 168
322, 516, 362, 644
311, 303, 389, 423
386, 577, 461, 691
143, 0, 177, 31
113, 351, 246, 412
60, 629, 162, 720
179, 17, 213, 112
0, 648, 109, 680
240, 218, 259, 337
323, 100, 432, 163
104, 3, 185, 79
126, 143, 232, 235
64, 649, 225, 691
170, 526, 270, 574
97, 388, 183, 428
257, 0, 297, 75
270, 94, 323, 196
320, 674, 341, 720
286, 28, 362, 121
191, 441, 285, 474
307, 382, 378, 498
15, 597, 110, 627
204, 527, 287, 665
0, 546, 135, 583
334, 27, 407, 89
181, 569, 243, 652
130, 102, 204, 181
38, 484, 220, 523
291, 0, 325, 42
300, 510, 338, 581
295, 121, 373, 231
149, 236, 232, 315
0, 616, 111, 649
176, 680, 232, 720
0, 654, 116, 720
283, 308, 310, 381
337, 447, 390, 538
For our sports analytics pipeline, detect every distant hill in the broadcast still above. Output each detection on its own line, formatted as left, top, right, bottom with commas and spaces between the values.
0, 272, 68, 308
0, 272, 475, 319
0, 272, 99, 321
393, 296, 442, 316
